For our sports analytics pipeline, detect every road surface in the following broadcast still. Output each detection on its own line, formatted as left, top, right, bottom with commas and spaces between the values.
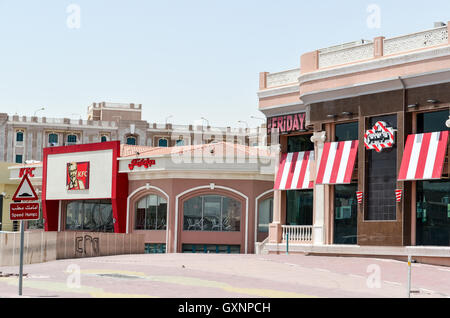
0, 253, 449, 298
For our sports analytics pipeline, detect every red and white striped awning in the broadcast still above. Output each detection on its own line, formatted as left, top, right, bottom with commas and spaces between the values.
398, 131, 449, 181
316, 140, 359, 185
274, 151, 314, 190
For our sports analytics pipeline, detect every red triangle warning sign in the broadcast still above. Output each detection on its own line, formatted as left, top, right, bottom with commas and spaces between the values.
12, 174, 39, 201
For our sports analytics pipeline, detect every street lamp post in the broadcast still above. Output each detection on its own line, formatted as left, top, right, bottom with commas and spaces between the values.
250, 115, 266, 122
201, 117, 210, 127
33, 107, 45, 117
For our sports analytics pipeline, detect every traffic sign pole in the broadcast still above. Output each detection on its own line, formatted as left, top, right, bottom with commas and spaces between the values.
11, 174, 40, 296
18, 220, 24, 296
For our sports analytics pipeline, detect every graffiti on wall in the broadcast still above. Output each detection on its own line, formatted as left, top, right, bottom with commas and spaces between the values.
75, 235, 99, 257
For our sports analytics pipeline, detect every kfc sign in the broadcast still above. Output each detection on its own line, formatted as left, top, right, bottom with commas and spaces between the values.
364, 121, 395, 152
19, 167, 36, 178
128, 158, 156, 170
267, 112, 307, 135
66, 161, 90, 190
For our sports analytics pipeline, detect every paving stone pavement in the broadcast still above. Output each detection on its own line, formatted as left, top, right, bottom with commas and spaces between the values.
0, 254, 449, 298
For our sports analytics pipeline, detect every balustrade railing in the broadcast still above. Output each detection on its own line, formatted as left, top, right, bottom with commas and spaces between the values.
282, 225, 313, 243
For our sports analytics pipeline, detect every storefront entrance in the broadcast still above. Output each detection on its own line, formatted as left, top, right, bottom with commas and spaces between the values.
286, 190, 313, 225
334, 184, 358, 244
416, 180, 450, 246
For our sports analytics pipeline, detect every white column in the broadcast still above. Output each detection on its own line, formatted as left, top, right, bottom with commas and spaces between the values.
268, 137, 282, 243
311, 131, 326, 245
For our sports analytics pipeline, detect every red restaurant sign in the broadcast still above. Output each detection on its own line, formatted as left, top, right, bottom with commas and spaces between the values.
128, 158, 156, 170
267, 112, 307, 135
10, 202, 40, 220
19, 167, 36, 178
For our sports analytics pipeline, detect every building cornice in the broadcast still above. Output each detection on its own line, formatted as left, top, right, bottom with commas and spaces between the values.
301, 68, 450, 105
259, 102, 306, 117
7, 121, 118, 130
125, 170, 274, 181
299, 45, 450, 85
257, 84, 299, 99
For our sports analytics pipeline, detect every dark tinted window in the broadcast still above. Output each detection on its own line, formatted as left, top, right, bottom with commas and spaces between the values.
65, 200, 113, 232
158, 139, 168, 147
286, 190, 313, 225
335, 122, 358, 141
49, 134, 58, 144
334, 184, 358, 244
366, 115, 397, 221
287, 134, 314, 153
417, 110, 449, 133
416, 180, 450, 246
67, 135, 77, 143
126, 137, 136, 145
16, 132, 24, 142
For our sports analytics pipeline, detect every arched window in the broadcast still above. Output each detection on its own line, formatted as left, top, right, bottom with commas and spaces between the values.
158, 138, 168, 147
67, 135, 77, 144
101, 135, 108, 143
183, 195, 241, 232
135, 194, 167, 230
16, 131, 24, 142
49, 133, 58, 145
126, 136, 136, 145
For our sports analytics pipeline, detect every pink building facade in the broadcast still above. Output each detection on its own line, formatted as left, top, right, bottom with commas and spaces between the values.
11, 141, 275, 254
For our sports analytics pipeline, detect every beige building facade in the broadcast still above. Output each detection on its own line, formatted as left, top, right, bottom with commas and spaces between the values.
1, 102, 265, 164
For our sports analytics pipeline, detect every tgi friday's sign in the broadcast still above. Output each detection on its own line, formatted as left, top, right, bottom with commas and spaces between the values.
267, 112, 307, 135
364, 121, 395, 152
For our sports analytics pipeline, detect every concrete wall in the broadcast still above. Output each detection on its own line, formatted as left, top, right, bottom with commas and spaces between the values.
0, 231, 145, 266
56, 232, 144, 259
0, 231, 57, 266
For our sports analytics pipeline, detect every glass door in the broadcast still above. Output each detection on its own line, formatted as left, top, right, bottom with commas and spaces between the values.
334, 184, 358, 244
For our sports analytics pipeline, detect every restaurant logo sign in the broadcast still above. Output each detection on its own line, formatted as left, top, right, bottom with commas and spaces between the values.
364, 121, 395, 152
66, 161, 90, 190
19, 167, 36, 178
267, 112, 307, 135
128, 158, 156, 170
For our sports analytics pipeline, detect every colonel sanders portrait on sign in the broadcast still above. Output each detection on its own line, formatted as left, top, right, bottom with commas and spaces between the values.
66, 161, 90, 190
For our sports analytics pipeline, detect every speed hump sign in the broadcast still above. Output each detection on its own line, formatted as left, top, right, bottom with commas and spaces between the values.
12, 174, 39, 201
10, 174, 40, 221
10, 202, 40, 220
